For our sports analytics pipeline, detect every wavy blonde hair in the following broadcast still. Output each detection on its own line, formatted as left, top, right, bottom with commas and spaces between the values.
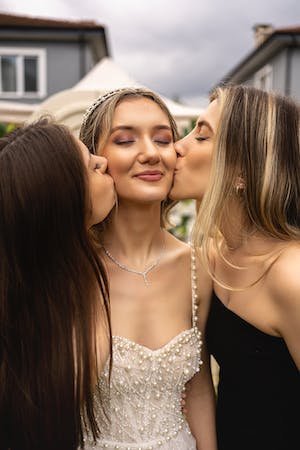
79, 87, 179, 227
193, 84, 300, 280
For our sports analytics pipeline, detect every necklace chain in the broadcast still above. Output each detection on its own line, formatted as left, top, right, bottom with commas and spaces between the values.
102, 232, 165, 286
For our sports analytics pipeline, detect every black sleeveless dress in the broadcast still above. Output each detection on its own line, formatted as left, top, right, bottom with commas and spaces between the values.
206, 292, 300, 450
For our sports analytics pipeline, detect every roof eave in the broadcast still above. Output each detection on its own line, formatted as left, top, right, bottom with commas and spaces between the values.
0, 27, 110, 59
220, 33, 300, 84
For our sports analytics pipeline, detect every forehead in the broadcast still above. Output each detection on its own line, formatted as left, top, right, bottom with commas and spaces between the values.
113, 97, 171, 126
198, 99, 221, 133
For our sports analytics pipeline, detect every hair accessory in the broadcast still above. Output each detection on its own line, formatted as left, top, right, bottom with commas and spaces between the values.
81, 87, 136, 131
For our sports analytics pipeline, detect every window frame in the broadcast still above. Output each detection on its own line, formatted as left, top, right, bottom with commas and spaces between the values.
0, 47, 46, 99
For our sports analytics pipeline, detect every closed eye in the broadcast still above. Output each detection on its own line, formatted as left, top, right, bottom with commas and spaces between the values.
154, 139, 172, 145
115, 140, 135, 145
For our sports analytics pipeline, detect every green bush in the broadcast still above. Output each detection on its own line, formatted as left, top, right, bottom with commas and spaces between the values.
0, 122, 16, 138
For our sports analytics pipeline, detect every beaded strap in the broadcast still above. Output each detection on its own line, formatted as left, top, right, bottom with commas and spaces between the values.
191, 246, 199, 328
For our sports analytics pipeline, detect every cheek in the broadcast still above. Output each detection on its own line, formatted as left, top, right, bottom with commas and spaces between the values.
190, 149, 212, 172
106, 159, 126, 180
163, 148, 177, 170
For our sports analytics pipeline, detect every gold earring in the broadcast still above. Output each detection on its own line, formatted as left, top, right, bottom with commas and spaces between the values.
235, 182, 245, 195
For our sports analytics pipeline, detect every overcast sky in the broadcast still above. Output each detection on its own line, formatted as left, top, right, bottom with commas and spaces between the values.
0, 0, 299, 106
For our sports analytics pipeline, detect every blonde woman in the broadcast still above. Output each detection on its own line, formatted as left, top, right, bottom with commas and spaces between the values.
79, 88, 217, 449
170, 85, 300, 450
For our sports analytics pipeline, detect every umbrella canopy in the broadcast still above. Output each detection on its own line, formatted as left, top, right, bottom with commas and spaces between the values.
28, 57, 202, 134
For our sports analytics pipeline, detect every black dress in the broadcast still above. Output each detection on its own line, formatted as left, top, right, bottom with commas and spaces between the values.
206, 292, 300, 450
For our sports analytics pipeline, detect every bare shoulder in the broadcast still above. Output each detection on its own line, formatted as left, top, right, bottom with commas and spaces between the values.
166, 230, 191, 259
269, 242, 300, 307
268, 242, 300, 369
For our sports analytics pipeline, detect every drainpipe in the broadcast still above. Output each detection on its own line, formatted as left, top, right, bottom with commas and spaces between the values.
285, 34, 298, 96
79, 33, 85, 79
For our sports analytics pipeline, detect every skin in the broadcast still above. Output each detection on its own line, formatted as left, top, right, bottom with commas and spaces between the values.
96, 97, 217, 449
78, 139, 115, 227
100, 97, 176, 204
169, 99, 220, 202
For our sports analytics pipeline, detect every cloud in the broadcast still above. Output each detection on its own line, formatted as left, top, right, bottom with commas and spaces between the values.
1, 0, 300, 103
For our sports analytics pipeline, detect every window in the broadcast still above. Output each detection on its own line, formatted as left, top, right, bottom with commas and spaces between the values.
0, 48, 46, 98
254, 65, 273, 92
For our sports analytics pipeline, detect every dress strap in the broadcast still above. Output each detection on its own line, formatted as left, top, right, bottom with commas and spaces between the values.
191, 246, 199, 328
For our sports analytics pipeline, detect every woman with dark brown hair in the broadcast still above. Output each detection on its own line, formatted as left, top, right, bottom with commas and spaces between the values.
0, 118, 115, 450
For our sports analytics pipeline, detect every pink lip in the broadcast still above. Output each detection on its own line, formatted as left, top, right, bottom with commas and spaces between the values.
134, 170, 163, 182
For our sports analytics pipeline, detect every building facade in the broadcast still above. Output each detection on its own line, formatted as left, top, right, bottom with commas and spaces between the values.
219, 24, 300, 100
0, 13, 109, 105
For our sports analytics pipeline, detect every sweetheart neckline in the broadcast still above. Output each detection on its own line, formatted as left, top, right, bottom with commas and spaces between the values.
112, 327, 200, 354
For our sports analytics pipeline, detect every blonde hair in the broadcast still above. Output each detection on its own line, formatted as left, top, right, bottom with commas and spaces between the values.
79, 87, 178, 226
79, 87, 178, 154
193, 84, 300, 278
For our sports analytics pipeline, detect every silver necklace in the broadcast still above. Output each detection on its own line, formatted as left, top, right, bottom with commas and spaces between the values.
102, 232, 165, 286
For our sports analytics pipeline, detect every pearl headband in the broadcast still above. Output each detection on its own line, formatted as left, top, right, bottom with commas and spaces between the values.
81, 87, 139, 131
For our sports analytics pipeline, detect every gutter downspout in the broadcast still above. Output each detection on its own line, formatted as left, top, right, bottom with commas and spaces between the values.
285, 34, 298, 96
79, 33, 85, 79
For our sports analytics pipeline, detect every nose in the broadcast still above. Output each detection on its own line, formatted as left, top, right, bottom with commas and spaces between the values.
94, 155, 108, 173
174, 136, 188, 157
139, 138, 161, 164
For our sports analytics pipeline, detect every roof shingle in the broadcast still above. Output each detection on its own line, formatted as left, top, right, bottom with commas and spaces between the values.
0, 12, 104, 30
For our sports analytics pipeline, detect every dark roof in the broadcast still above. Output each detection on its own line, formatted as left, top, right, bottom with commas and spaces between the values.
274, 25, 300, 34
0, 12, 104, 30
220, 25, 300, 84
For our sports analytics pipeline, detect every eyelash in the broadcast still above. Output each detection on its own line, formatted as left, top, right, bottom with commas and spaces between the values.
115, 139, 171, 146
115, 140, 135, 145
155, 140, 171, 145
195, 136, 208, 142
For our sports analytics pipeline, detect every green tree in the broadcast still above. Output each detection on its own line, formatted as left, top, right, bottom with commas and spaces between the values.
0, 122, 16, 138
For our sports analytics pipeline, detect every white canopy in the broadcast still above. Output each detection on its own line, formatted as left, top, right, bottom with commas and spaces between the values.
0, 100, 37, 124
28, 57, 202, 134
74, 57, 139, 91
73, 57, 202, 119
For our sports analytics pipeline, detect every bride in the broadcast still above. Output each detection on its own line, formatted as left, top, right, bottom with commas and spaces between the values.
80, 88, 217, 449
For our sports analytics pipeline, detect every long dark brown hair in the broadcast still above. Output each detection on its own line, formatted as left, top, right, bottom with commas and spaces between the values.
0, 119, 111, 449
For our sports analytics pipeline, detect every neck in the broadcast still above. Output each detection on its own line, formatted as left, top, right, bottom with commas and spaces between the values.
103, 200, 164, 266
220, 199, 245, 250
221, 200, 284, 256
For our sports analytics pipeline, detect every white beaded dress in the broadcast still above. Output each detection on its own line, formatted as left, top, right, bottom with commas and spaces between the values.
84, 247, 202, 450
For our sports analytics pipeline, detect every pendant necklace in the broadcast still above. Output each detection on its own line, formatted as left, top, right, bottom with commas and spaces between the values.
102, 231, 166, 286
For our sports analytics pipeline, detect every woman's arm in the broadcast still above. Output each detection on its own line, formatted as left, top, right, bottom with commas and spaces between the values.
185, 250, 217, 449
185, 342, 217, 450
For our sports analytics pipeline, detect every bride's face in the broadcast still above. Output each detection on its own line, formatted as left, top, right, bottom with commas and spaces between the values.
100, 97, 176, 204
169, 99, 220, 202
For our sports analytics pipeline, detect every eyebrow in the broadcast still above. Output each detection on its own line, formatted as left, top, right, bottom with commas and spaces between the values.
197, 120, 214, 133
110, 125, 172, 133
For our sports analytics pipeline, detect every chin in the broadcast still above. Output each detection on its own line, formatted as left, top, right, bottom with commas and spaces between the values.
169, 186, 185, 201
